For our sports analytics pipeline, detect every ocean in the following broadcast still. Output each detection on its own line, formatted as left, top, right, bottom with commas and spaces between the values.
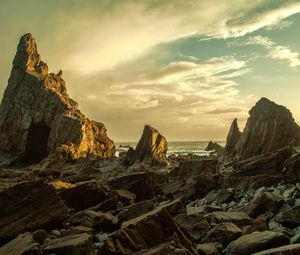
115, 141, 226, 157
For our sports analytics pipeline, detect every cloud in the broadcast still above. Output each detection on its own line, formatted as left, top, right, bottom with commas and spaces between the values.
206, 107, 243, 114
223, 1, 300, 37
66, 55, 255, 140
63, 1, 300, 72
1, 0, 299, 74
269, 46, 300, 67
244, 36, 300, 67
1, 0, 298, 140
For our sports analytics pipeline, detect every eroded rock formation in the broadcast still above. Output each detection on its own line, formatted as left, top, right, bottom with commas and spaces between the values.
0, 33, 115, 164
224, 118, 241, 159
124, 125, 169, 166
226, 98, 300, 160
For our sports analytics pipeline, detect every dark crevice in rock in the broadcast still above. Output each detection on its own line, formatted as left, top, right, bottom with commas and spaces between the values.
24, 122, 51, 164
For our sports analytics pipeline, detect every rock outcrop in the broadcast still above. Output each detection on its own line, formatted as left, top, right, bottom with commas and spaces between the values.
124, 125, 169, 166
224, 118, 241, 159
234, 98, 300, 160
0, 180, 68, 244
0, 33, 115, 164
205, 141, 224, 155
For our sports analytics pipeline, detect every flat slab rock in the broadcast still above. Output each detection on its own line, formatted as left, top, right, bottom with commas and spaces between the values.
59, 180, 111, 211
252, 243, 300, 255
0, 232, 40, 255
100, 199, 196, 254
226, 231, 290, 255
205, 211, 251, 227
44, 233, 92, 255
171, 159, 217, 178
0, 180, 68, 244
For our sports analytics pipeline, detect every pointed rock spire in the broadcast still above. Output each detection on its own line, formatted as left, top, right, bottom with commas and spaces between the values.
224, 118, 241, 158
0, 33, 115, 164
124, 125, 169, 166
235, 98, 300, 160
12, 33, 41, 71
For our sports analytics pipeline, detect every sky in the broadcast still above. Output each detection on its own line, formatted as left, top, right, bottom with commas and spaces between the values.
0, 0, 300, 142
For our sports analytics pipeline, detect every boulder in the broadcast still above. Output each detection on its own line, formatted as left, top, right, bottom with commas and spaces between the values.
171, 159, 217, 179
252, 244, 300, 255
160, 173, 218, 201
205, 211, 251, 227
137, 241, 194, 255
69, 210, 119, 233
0, 232, 40, 255
230, 147, 293, 177
114, 199, 157, 222
224, 118, 241, 159
274, 205, 300, 228
234, 98, 300, 160
284, 153, 300, 182
32, 229, 48, 245
243, 218, 270, 235
0, 33, 115, 164
126, 125, 169, 166
197, 242, 223, 255
59, 180, 111, 211
241, 192, 284, 218
43, 233, 92, 255
108, 172, 156, 201
202, 222, 242, 246
173, 212, 210, 242
0, 181, 68, 244
214, 189, 234, 205
226, 231, 290, 255
100, 199, 195, 254
159, 179, 196, 200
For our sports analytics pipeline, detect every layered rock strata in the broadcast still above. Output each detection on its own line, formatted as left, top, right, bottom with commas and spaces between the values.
0, 33, 115, 163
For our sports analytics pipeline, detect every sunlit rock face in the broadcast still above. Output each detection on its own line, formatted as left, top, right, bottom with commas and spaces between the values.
234, 98, 300, 160
132, 125, 169, 166
0, 33, 115, 163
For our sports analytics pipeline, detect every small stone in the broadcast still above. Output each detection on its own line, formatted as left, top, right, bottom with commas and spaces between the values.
32, 229, 48, 244
291, 234, 300, 244
50, 229, 61, 238
95, 232, 108, 242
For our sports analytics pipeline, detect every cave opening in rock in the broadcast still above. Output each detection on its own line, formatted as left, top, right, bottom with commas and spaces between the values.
24, 122, 51, 164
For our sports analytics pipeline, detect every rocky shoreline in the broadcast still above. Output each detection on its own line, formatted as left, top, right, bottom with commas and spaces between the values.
1, 34, 300, 255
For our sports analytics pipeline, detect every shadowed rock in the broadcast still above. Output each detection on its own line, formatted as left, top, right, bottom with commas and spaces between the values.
0, 33, 115, 164
0, 180, 68, 244
99, 200, 197, 254
205, 141, 224, 155
0, 232, 40, 255
226, 231, 289, 255
125, 125, 169, 166
234, 98, 300, 160
224, 118, 241, 160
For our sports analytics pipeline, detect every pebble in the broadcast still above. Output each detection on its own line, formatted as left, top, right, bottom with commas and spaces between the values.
50, 229, 61, 237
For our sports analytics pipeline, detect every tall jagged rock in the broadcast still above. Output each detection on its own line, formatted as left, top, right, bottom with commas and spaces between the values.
235, 98, 300, 160
224, 118, 241, 159
135, 125, 168, 166
124, 125, 168, 166
0, 33, 115, 163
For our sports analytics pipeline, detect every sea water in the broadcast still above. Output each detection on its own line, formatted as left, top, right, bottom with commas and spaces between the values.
115, 141, 225, 157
